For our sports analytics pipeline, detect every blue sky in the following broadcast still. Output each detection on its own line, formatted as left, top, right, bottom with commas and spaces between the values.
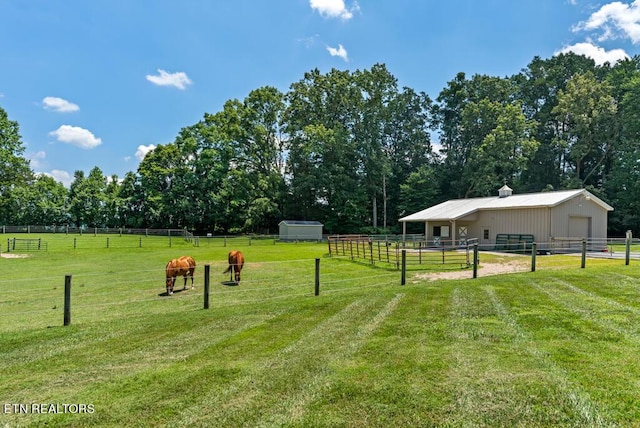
1, 0, 639, 186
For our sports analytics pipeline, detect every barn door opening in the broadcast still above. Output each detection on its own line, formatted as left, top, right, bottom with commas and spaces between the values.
568, 216, 591, 239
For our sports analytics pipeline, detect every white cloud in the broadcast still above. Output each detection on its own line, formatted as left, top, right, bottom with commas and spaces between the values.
107, 175, 123, 185
298, 34, 320, 48
49, 125, 102, 149
556, 41, 629, 65
135, 144, 156, 161
146, 69, 193, 90
310, 0, 359, 20
42, 170, 74, 187
573, 0, 640, 43
327, 44, 349, 61
42, 96, 79, 113
28, 151, 46, 169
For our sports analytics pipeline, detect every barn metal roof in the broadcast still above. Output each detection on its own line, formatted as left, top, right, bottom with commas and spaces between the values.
399, 189, 613, 223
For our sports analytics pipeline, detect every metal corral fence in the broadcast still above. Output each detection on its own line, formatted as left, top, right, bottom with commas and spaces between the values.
6, 238, 48, 252
484, 235, 640, 256
327, 235, 473, 269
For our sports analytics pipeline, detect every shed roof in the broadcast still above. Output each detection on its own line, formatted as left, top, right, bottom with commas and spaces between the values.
399, 189, 613, 223
278, 220, 323, 226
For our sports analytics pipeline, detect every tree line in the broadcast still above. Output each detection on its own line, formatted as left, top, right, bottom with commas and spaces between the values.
2, 53, 640, 236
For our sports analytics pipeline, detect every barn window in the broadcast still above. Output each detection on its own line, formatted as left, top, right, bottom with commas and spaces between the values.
433, 226, 441, 237
483, 229, 490, 240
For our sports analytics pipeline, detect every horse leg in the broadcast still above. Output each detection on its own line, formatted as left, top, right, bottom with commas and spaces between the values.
183, 275, 187, 290
190, 273, 194, 289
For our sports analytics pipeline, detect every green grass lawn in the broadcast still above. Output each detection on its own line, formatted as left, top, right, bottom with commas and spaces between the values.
1, 234, 640, 426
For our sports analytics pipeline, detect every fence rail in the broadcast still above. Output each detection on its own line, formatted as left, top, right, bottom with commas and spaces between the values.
6, 238, 47, 252
327, 235, 473, 269
0, 225, 189, 236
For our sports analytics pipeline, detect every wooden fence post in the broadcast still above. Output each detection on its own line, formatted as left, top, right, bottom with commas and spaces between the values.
401, 250, 406, 285
581, 238, 586, 269
531, 242, 537, 272
625, 230, 632, 266
204, 264, 210, 309
315, 258, 320, 296
369, 240, 374, 265
64, 275, 72, 326
473, 243, 478, 279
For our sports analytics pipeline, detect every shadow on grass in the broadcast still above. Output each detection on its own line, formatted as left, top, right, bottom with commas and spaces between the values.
221, 281, 239, 287
158, 288, 188, 297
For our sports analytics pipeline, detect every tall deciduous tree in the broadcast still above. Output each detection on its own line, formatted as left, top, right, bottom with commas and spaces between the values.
460, 100, 539, 196
433, 73, 534, 198
0, 107, 33, 223
12, 175, 68, 225
604, 56, 640, 235
68, 167, 108, 227
384, 87, 434, 228
284, 68, 367, 232
515, 53, 599, 191
552, 71, 617, 187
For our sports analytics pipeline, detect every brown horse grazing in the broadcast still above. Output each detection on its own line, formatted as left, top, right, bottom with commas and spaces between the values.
165, 256, 196, 295
223, 250, 244, 284
178, 255, 196, 289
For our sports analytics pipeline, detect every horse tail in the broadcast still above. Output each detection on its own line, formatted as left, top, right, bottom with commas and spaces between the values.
223, 265, 231, 274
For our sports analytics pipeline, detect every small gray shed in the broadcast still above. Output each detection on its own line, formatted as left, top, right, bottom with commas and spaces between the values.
278, 220, 324, 241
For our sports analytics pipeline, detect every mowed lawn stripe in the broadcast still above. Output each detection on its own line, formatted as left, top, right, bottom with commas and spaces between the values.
172, 294, 404, 427
497, 273, 640, 424
535, 277, 640, 338
0, 309, 284, 409
485, 283, 606, 426
445, 281, 605, 426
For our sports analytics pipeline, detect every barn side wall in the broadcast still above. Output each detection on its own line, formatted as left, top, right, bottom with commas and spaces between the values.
466, 207, 550, 246
550, 197, 609, 239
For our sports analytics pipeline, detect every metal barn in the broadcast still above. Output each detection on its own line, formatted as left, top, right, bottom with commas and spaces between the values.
399, 186, 613, 249
278, 220, 324, 241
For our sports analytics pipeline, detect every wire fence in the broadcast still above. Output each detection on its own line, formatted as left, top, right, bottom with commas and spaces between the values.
0, 231, 332, 252
1, 225, 188, 236
3, 234, 640, 331
0, 257, 405, 331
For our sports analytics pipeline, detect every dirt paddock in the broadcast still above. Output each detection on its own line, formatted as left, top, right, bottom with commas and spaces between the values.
1, 253, 30, 258
415, 259, 530, 281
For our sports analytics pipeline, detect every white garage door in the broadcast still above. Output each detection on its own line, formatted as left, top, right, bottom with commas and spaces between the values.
568, 216, 591, 238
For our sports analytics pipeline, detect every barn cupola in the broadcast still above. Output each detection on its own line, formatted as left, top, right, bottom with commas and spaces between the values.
498, 185, 513, 198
